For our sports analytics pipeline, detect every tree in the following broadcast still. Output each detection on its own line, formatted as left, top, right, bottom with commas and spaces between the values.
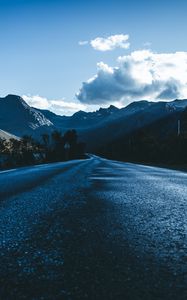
64, 129, 78, 159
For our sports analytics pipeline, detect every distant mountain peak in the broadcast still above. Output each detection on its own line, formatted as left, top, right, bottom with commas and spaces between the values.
73, 110, 87, 117
108, 104, 118, 110
2, 94, 29, 110
4, 94, 26, 103
97, 104, 119, 114
0, 94, 53, 137
166, 99, 187, 110
5, 94, 22, 100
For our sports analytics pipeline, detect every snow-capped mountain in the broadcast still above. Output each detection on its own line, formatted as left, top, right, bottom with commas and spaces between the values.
0, 95, 54, 137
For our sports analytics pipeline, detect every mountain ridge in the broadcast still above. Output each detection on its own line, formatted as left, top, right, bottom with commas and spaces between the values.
0, 95, 54, 137
0, 129, 20, 140
1, 95, 187, 150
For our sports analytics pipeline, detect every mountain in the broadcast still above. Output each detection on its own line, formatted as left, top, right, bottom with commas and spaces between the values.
1, 95, 187, 151
36, 104, 121, 130
36, 99, 187, 151
75, 99, 187, 150
0, 129, 19, 140
0, 95, 54, 137
97, 106, 187, 165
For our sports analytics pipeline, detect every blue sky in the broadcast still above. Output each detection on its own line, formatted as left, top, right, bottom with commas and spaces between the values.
1, 0, 187, 114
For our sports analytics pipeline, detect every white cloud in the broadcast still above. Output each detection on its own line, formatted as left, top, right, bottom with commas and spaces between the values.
79, 40, 89, 46
22, 95, 50, 109
90, 34, 130, 51
76, 50, 187, 105
22, 95, 86, 116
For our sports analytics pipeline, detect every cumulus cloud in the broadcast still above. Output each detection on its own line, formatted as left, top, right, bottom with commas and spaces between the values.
76, 50, 187, 105
90, 34, 130, 51
22, 95, 86, 116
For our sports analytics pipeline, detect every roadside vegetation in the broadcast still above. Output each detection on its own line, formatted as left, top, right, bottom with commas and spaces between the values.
98, 131, 187, 166
98, 109, 187, 168
0, 129, 86, 170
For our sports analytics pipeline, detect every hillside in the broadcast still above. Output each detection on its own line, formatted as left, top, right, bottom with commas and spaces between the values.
1, 95, 187, 152
0, 95, 54, 137
97, 107, 187, 165
0, 129, 19, 140
37, 99, 187, 150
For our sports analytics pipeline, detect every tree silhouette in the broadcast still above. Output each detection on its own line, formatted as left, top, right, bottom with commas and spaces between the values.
0, 129, 86, 170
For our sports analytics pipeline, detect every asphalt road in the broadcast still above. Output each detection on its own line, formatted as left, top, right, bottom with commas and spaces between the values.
0, 156, 187, 300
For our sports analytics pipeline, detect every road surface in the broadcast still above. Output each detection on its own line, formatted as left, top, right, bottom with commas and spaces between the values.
0, 156, 187, 299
